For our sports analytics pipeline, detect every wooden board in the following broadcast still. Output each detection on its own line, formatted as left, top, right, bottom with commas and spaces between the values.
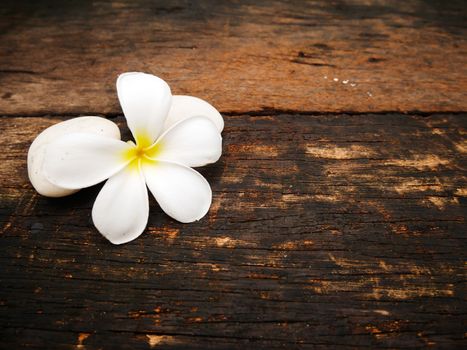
0, 0, 466, 115
1, 114, 466, 349
1, 0, 466, 348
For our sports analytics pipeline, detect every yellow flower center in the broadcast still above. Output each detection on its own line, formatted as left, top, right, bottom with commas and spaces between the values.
122, 132, 163, 172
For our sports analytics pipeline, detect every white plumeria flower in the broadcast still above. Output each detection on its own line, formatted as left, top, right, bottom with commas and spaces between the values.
31, 72, 223, 244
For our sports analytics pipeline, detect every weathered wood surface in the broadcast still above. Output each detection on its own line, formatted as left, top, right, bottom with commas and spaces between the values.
0, 0, 466, 115
1, 0, 467, 349
1, 114, 466, 349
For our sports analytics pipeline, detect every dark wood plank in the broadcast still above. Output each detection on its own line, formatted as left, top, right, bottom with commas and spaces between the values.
1, 113, 465, 349
0, 0, 466, 115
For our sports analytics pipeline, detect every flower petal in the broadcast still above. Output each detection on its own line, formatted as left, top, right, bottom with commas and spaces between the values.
164, 95, 224, 132
92, 165, 149, 245
28, 116, 121, 197
143, 161, 212, 223
43, 133, 132, 189
117, 72, 172, 145
147, 116, 222, 167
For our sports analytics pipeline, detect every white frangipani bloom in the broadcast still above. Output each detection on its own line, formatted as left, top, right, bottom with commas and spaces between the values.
29, 72, 223, 244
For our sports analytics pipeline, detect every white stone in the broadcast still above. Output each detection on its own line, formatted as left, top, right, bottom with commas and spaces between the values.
28, 116, 121, 197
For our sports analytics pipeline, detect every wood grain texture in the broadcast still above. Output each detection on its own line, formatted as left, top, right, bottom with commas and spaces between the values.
0, 0, 466, 115
1, 114, 466, 349
1, 0, 466, 348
